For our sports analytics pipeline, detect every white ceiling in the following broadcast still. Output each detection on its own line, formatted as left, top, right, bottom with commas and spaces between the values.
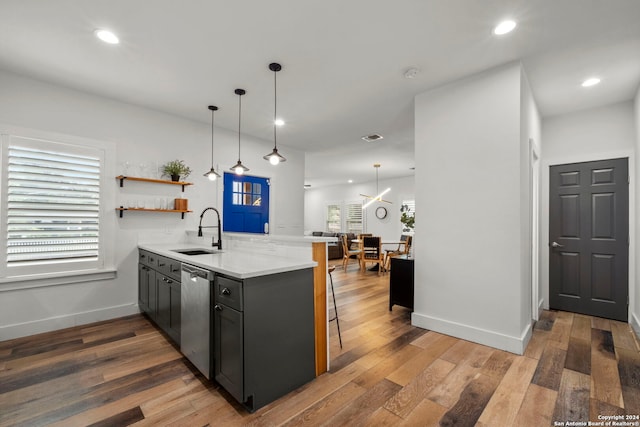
1, 0, 639, 187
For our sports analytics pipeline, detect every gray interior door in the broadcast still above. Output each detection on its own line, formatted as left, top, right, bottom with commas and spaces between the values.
549, 158, 629, 321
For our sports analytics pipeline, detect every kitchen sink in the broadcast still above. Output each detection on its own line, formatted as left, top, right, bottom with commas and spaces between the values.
171, 248, 221, 256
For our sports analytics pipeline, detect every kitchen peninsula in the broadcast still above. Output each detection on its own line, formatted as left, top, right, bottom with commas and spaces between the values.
137, 238, 323, 412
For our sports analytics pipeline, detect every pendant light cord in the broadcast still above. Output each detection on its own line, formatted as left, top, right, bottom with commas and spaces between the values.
273, 69, 277, 149
237, 93, 242, 161
211, 109, 219, 169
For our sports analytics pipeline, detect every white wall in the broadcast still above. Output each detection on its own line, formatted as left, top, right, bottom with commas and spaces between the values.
539, 101, 636, 324
413, 62, 531, 354
520, 69, 542, 327
304, 175, 414, 239
0, 69, 305, 340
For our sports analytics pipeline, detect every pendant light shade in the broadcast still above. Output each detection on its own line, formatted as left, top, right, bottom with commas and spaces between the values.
263, 62, 286, 165
231, 88, 249, 175
204, 105, 221, 181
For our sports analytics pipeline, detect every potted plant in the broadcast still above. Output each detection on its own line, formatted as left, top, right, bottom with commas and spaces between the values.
161, 160, 192, 182
400, 204, 415, 232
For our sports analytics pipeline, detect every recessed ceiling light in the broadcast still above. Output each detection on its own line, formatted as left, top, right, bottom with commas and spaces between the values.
304, 184, 311, 189
493, 20, 517, 35
348, 179, 353, 183
581, 77, 601, 87
274, 119, 285, 126
94, 29, 119, 44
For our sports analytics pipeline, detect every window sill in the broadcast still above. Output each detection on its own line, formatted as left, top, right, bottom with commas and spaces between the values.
0, 268, 117, 292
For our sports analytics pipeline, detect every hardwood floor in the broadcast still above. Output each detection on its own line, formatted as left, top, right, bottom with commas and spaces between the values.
2, 265, 640, 426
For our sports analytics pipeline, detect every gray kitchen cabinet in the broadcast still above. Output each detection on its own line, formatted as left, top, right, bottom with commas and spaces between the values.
156, 274, 181, 344
138, 257, 156, 319
138, 249, 180, 344
212, 268, 315, 412
213, 298, 243, 401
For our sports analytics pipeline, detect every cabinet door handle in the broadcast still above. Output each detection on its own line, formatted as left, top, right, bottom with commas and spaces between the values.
158, 262, 166, 267
140, 254, 146, 259
166, 279, 173, 284
221, 287, 231, 296
171, 267, 179, 273
214, 304, 223, 311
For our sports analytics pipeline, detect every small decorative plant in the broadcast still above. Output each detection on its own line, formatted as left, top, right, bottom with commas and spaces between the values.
400, 204, 415, 232
162, 160, 192, 181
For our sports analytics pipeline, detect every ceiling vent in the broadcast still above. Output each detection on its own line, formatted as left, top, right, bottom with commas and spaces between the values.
361, 134, 383, 143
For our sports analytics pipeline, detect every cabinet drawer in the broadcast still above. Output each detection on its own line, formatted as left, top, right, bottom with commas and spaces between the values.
139, 249, 154, 268
156, 255, 179, 279
215, 276, 243, 311
166, 259, 182, 281
155, 255, 169, 274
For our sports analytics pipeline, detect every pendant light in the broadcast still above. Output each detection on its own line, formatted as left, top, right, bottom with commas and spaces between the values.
361, 163, 392, 209
203, 105, 221, 181
230, 88, 249, 175
263, 62, 286, 165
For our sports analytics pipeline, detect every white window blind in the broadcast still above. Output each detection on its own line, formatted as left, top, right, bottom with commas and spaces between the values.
401, 200, 415, 217
326, 204, 341, 233
6, 145, 100, 266
345, 203, 363, 234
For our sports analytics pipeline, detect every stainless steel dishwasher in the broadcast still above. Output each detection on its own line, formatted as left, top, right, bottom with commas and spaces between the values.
181, 263, 214, 379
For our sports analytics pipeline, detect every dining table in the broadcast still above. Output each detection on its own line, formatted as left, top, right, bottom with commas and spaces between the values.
351, 238, 407, 271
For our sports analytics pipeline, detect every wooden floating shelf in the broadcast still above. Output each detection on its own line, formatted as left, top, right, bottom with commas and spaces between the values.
116, 175, 193, 191
115, 207, 192, 219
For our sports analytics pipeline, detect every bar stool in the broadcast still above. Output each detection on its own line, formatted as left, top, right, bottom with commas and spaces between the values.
328, 265, 342, 348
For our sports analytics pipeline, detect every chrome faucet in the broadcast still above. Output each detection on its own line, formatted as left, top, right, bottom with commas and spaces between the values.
197, 207, 222, 250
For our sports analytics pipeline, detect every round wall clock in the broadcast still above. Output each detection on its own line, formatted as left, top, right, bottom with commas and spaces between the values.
375, 206, 387, 219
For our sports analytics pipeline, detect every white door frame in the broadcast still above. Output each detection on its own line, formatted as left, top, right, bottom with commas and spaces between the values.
530, 139, 540, 321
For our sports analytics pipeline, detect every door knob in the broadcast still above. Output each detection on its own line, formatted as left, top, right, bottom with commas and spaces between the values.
214, 304, 223, 311
221, 287, 231, 296
551, 242, 564, 248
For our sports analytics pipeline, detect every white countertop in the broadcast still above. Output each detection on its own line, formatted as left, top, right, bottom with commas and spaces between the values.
200, 231, 339, 243
138, 242, 317, 279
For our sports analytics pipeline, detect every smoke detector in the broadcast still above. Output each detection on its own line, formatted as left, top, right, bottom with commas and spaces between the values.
361, 134, 384, 143
404, 68, 420, 79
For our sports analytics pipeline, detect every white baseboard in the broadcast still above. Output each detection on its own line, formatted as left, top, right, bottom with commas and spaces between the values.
0, 303, 141, 341
631, 312, 640, 338
411, 312, 532, 355
538, 298, 545, 320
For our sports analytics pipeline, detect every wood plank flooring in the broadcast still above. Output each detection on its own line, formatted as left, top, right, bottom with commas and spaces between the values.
2, 266, 640, 426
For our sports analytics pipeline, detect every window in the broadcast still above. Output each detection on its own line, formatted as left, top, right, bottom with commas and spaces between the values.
232, 181, 262, 206
1, 131, 114, 285
326, 204, 340, 233
345, 202, 363, 234
325, 201, 363, 233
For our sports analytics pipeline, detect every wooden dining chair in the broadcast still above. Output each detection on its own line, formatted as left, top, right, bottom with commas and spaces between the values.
360, 236, 385, 275
357, 233, 374, 255
341, 234, 362, 271
384, 235, 412, 271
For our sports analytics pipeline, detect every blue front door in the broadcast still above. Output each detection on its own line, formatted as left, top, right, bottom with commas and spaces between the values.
223, 173, 270, 233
